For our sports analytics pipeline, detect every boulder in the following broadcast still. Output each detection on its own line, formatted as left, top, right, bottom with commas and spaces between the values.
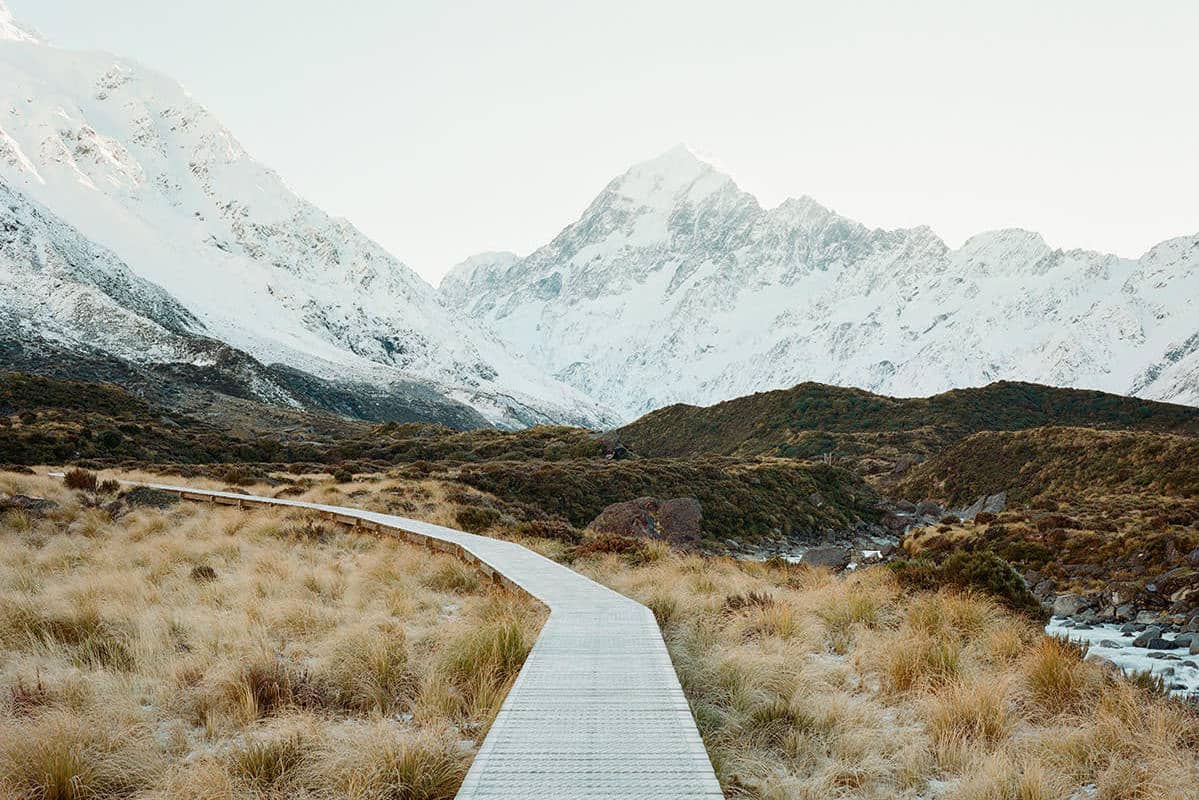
800, 546, 853, 569
588, 496, 702, 549
123, 486, 180, 509
1133, 626, 1163, 648
1192, 638, 1199, 656
1052, 593, 1092, 618
956, 496, 986, 521
1155, 566, 1197, 596
916, 501, 942, 518
0, 493, 58, 516
1134, 610, 1162, 626
981, 492, 1007, 514
1146, 637, 1178, 650
658, 498, 702, 545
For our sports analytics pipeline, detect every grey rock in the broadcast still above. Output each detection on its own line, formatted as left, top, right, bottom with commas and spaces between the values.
1115, 604, 1136, 622
1192, 638, 1199, 655
1099, 640, 1124, 648
1147, 637, 1179, 650
1052, 593, 1092, 618
916, 501, 942, 518
0, 493, 59, 515
1135, 610, 1162, 625
1032, 579, 1055, 599
1132, 626, 1163, 647
801, 546, 853, 569
956, 496, 986, 521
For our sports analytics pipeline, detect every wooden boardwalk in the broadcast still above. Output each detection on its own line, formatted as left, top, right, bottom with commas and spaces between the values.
136, 482, 724, 799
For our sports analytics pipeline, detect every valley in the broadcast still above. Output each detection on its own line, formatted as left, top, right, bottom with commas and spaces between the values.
2, 1, 1197, 797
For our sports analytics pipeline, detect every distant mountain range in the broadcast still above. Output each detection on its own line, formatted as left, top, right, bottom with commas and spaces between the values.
2, 1, 1195, 430
439, 145, 1199, 420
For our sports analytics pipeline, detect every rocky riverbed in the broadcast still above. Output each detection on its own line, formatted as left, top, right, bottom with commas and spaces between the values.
1047, 616, 1199, 700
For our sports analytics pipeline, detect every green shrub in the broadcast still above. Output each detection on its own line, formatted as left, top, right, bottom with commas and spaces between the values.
455, 507, 500, 533
513, 519, 582, 543
891, 551, 1042, 617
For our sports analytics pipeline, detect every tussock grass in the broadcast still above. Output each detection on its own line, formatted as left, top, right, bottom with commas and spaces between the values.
0, 471, 544, 800
580, 544, 1199, 799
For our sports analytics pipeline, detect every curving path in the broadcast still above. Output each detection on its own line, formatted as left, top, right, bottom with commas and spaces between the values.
133, 482, 724, 799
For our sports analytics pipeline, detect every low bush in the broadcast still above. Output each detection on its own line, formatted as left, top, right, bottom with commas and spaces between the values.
455, 506, 501, 533
63, 467, 98, 492
891, 551, 1042, 616
513, 518, 582, 543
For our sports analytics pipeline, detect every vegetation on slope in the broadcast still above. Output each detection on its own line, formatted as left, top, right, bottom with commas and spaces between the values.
0, 472, 543, 800
892, 428, 1199, 605
452, 458, 881, 545
614, 380, 1199, 469
895, 427, 1199, 507
0, 371, 608, 467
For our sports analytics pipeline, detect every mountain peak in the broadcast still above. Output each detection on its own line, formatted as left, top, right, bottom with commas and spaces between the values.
609, 144, 735, 211
0, 2, 44, 44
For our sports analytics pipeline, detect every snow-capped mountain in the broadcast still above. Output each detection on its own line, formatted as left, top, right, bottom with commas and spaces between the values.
440, 144, 1199, 420
0, 2, 614, 429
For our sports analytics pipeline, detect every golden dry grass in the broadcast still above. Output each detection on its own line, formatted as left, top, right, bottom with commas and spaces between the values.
0, 471, 543, 800
10, 467, 1198, 799
579, 553, 1199, 799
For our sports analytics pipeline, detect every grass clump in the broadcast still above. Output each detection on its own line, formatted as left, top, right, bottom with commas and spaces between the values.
63, 468, 98, 492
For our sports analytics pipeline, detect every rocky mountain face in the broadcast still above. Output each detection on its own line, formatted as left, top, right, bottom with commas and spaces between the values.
0, 4, 614, 429
440, 145, 1199, 421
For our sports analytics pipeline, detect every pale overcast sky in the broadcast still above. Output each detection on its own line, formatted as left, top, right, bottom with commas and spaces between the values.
14, 1, 1199, 283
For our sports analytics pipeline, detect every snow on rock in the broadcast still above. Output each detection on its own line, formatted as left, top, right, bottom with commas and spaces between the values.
441, 145, 1199, 421
0, 22, 615, 429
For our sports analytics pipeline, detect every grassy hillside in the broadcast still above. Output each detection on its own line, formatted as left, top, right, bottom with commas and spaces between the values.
453, 458, 881, 546
895, 427, 1199, 507
614, 381, 1199, 470
0, 372, 606, 468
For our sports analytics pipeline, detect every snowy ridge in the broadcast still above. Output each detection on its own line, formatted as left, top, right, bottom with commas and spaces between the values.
441, 145, 1199, 420
0, 12, 615, 429
0, 1, 40, 45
